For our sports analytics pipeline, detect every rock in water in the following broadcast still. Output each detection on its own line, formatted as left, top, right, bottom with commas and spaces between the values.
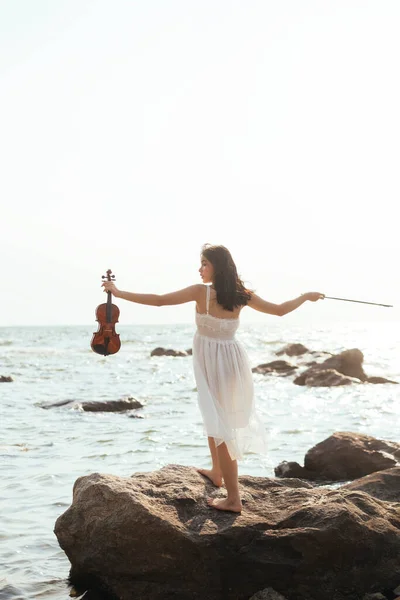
79, 398, 143, 412
150, 347, 188, 357
294, 348, 368, 386
41, 398, 143, 412
54, 464, 400, 600
294, 368, 357, 387
275, 432, 400, 482
252, 360, 298, 375
276, 343, 309, 357
304, 431, 400, 480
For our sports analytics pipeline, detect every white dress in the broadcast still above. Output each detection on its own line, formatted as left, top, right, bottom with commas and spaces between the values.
192, 285, 267, 461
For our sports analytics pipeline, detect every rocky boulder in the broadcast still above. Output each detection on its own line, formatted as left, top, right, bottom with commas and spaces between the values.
0, 375, 13, 382
55, 465, 400, 600
315, 348, 367, 380
275, 432, 400, 482
294, 348, 367, 386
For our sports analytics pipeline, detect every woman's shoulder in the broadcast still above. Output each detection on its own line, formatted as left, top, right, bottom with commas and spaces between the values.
192, 284, 206, 299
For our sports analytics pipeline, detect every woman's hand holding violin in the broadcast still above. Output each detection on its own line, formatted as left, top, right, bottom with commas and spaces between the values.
102, 281, 121, 297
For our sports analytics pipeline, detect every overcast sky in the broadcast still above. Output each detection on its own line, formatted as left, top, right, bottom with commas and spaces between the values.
1, 0, 399, 325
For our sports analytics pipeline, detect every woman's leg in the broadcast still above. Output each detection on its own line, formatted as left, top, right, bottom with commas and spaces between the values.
207, 442, 242, 513
196, 437, 223, 487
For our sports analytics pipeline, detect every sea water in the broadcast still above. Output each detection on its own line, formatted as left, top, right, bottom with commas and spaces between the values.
1, 321, 399, 599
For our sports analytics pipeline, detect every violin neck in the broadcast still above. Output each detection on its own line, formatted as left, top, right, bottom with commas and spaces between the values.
106, 291, 112, 322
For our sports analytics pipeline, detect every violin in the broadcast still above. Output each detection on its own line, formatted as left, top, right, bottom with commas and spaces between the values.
91, 269, 121, 356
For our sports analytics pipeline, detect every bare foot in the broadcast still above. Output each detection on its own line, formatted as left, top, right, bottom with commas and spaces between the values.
196, 468, 223, 487
207, 497, 242, 514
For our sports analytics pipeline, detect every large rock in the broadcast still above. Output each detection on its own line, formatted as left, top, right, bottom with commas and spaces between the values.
0, 375, 13, 382
317, 348, 367, 380
294, 348, 367, 386
276, 432, 400, 482
305, 432, 400, 480
55, 465, 400, 600
341, 467, 400, 502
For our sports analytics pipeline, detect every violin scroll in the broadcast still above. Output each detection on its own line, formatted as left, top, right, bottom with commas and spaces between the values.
102, 270, 116, 283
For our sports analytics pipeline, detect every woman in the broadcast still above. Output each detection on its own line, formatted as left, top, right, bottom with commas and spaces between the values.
102, 244, 324, 513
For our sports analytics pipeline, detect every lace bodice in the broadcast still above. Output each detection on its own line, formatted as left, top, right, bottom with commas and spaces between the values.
195, 286, 239, 340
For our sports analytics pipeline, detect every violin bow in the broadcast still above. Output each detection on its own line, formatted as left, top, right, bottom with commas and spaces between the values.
324, 296, 393, 308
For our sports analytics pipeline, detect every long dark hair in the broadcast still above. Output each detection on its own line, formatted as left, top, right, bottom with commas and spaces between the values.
201, 244, 252, 311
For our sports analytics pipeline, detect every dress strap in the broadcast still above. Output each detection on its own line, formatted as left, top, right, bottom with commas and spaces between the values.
206, 285, 210, 314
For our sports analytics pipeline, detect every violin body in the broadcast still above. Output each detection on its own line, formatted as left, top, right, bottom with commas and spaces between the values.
91, 269, 121, 356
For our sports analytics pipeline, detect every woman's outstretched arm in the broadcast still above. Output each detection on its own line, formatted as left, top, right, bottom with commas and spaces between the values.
248, 292, 324, 317
101, 282, 203, 307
